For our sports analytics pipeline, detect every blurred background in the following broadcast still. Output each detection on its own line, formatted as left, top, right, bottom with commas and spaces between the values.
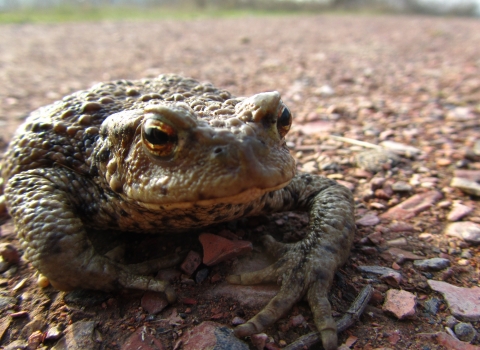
0, 0, 479, 22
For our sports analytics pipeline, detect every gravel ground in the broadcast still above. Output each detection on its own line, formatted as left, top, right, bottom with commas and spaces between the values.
0, 14, 480, 350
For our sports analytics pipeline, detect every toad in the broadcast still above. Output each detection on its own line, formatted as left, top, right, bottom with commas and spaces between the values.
1, 75, 354, 350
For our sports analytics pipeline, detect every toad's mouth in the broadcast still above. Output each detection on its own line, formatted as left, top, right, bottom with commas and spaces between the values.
136, 180, 291, 210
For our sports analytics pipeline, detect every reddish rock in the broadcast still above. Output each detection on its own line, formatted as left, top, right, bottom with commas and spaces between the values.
28, 330, 43, 349
344, 335, 358, 347
179, 321, 248, 350
356, 214, 380, 227
121, 328, 165, 350
156, 268, 181, 283
231, 316, 245, 326
141, 292, 168, 315
380, 247, 425, 263
251, 333, 268, 350
375, 187, 393, 200
388, 330, 401, 345
447, 203, 473, 222
428, 280, 480, 321
336, 180, 355, 191
0, 243, 20, 264
383, 289, 416, 319
180, 251, 201, 275
454, 169, 480, 182
366, 231, 384, 245
180, 297, 198, 305
289, 314, 306, 327
199, 233, 253, 266
380, 191, 442, 220
418, 332, 480, 350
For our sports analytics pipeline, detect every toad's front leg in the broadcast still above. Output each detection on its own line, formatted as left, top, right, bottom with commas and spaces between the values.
227, 173, 355, 350
5, 167, 177, 301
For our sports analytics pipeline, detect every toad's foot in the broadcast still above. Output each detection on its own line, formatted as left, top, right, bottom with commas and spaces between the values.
227, 235, 340, 350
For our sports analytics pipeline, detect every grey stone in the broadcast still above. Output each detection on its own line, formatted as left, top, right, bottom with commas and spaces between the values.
450, 177, 480, 196
413, 258, 450, 271
52, 321, 98, 350
454, 322, 477, 343
0, 296, 17, 310
445, 222, 480, 244
392, 181, 412, 192
424, 297, 441, 315
4, 340, 27, 350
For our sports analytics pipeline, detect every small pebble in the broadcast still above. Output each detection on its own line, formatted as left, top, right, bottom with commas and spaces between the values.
45, 326, 63, 340
445, 315, 459, 328
419, 233, 433, 241
454, 322, 477, 342
424, 298, 441, 315
231, 316, 246, 326
37, 274, 50, 288
392, 181, 412, 192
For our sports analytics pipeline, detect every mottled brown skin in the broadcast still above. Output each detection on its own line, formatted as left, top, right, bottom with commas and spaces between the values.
2, 75, 354, 350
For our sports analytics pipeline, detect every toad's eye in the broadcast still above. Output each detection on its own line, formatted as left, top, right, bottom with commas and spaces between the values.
142, 119, 177, 157
276, 106, 292, 138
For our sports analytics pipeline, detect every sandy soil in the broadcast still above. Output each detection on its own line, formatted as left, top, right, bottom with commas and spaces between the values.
0, 14, 480, 350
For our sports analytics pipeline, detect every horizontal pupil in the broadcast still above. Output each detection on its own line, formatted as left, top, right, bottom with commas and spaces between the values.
146, 127, 170, 145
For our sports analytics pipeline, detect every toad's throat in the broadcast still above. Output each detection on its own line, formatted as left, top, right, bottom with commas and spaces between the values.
136, 180, 291, 210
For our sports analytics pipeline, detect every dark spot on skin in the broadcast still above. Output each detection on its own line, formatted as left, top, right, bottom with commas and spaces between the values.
322, 245, 338, 255
90, 165, 99, 176
14, 151, 20, 158
268, 191, 275, 198
263, 202, 272, 213
214, 215, 228, 222
72, 160, 83, 168
271, 298, 283, 309
314, 268, 330, 282
42, 232, 64, 255
305, 191, 320, 205
97, 149, 110, 162
161, 217, 171, 226
256, 313, 274, 327
171, 215, 183, 222
186, 214, 201, 223
243, 205, 254, 215
120, 210, 129, 217
161, 186, 168, 196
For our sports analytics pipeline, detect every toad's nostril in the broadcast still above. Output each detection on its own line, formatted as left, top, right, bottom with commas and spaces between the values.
213, 147, 223, 154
